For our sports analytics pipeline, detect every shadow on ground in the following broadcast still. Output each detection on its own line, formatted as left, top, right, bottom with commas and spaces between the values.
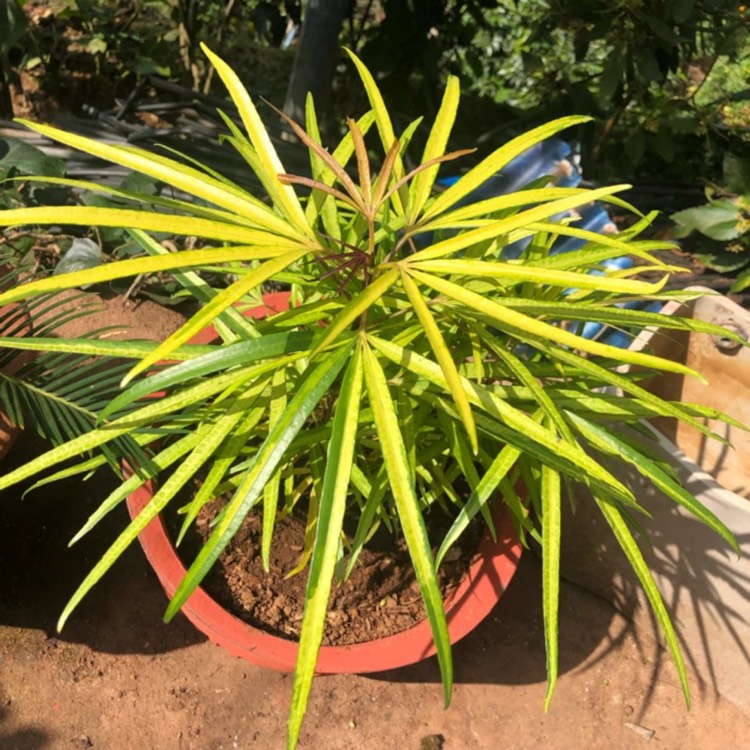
4, 432, 749, 750
0, 705, 49, 750
1, 429, 624, 684
0, 433, 614, 684
0, 430, 202, 655
370, 549, 627, 688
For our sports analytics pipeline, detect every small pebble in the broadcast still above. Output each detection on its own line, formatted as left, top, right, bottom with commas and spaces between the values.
420, 734, 445, 750
348, 719, 356, 729
625, 722, 655, 740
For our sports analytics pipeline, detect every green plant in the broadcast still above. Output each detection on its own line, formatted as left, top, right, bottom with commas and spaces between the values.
672, 152, 750, 293
362, 0, 748, 179
0, 136, 195, 302
0, 45, 743, 749
14, 0, 296, 105
0, 0, 26, 117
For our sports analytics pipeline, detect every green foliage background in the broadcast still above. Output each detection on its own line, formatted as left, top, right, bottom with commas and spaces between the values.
4, 1, 750, 185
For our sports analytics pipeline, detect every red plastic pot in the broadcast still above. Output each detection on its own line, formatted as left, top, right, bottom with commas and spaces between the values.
126, 292, 523, 673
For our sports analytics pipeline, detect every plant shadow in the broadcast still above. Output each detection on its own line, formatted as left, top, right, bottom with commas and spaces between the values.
369, 460, 750, 719
0, 700, 51, 749
368, 549, 628, 689
556, 465, 750, 717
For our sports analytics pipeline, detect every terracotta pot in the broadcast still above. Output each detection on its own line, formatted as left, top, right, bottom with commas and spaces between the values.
126, 292, 523, 673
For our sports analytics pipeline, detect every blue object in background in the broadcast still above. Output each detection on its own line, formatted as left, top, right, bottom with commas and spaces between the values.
440, 138, 659, 347
438, 139, 580, 200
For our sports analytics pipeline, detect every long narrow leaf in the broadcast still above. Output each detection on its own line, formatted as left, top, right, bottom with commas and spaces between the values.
541, 458, 561, 710
368, 334, 635, 503
595, 499, 691, 705
409, 185, 629, 262
262, 368, 288, 570
410, 257, 668, 295
127, 229, 257, 342
436, 441, 522, 566
409, 75, 460, 220
70, 431, 201, 545
58, 407, 248, 630
0, 363, 260, 492
425, 188, 641, 230
400, 269, 477, 452
343, 48, 405, 215
409, 270, 701, 380
13, 118, 303, 238
200, 45, 311, 235
420, 116, 592, 222
568, 413, 738, 552
288, 344, 363, 749
529, 339, 730, 442
0, 244, 303, 306
361, 341, 452, 703
101, 333, 312, 420
177, 383, 272, 542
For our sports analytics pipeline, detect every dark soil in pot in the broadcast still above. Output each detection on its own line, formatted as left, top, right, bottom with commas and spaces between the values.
167, 493, 484, 646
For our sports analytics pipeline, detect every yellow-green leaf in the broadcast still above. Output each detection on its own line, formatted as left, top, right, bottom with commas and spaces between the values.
164, 346, 352, 623
262, 368, 288, 570
424, 187, 640, 230
409, 270, 702, 380
596, 499, 691, 706
58, 409, 244, 630
343, 48, 405, 214
0, 205, 299, 248
400, 268, 477, 452
361, 341, 452, 702
541, 458, 561, 710
367, 334, 636, 502
201, 44, 311, 236
288, 345, 363, 749
410, 257, 667, 295
123, 246, 310, 383
420, 115, 592, 223
410, 75, 460, 221
14, 118, 303, 239
410, 184, 628, 262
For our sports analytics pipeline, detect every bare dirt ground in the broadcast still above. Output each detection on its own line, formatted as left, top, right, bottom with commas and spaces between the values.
2, 426, 750, 750
2, 296, 749, 750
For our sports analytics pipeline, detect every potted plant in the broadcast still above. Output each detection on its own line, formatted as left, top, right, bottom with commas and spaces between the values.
0, 46, 744, 748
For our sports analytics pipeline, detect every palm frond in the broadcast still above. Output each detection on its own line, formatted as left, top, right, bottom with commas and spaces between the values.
1, 278, 155, 473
